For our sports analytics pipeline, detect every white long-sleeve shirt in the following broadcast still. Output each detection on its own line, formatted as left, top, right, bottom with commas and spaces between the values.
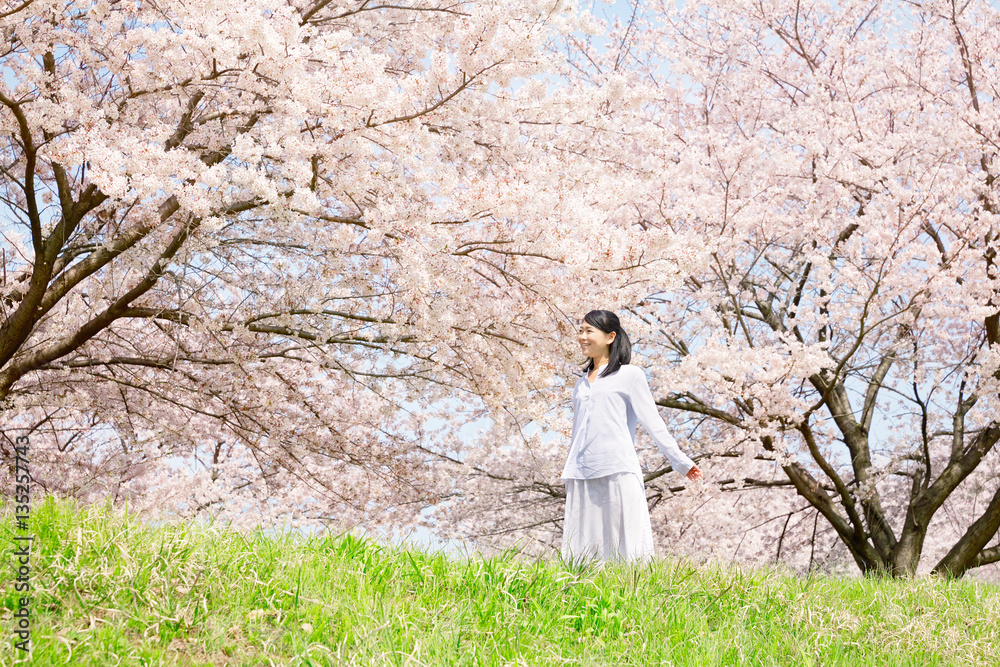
561, 363, 695, 481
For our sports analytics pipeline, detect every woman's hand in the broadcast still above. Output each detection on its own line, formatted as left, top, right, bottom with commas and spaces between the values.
686, 465, 703, 481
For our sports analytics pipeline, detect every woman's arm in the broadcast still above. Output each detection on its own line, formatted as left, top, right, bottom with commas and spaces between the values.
630, 367, 696, 476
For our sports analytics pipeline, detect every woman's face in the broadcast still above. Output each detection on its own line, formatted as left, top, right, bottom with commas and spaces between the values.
578, 321, 615, 360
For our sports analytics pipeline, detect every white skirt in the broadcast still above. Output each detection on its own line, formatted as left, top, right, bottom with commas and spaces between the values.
561, 471, 655, 564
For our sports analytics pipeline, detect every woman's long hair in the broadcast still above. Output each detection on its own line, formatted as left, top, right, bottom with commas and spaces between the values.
580, 310, 632, 379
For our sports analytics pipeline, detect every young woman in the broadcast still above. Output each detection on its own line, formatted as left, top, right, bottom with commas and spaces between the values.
561, 309, 703, 564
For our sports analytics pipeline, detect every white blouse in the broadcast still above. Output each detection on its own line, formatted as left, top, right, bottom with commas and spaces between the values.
561, 363, 695, 481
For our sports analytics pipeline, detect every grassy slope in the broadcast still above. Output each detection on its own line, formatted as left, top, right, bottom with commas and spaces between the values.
1, 496, 998, 666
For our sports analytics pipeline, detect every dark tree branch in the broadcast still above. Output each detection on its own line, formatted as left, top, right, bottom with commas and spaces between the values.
933, 481, 1000, 578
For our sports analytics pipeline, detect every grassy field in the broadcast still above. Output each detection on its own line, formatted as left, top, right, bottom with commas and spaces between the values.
1, 496, 999, 666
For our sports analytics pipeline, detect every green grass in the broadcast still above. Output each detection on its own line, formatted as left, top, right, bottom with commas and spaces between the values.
2, 496, 998, 666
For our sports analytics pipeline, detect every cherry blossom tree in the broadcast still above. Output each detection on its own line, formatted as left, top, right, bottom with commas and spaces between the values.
434, 0, 1000, 580
0, 0, 657, 533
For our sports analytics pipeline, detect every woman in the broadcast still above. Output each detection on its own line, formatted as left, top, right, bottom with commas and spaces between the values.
561, 309, 703, 564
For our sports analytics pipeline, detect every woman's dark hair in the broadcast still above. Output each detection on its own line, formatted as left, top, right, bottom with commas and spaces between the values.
580, 309, 632, 379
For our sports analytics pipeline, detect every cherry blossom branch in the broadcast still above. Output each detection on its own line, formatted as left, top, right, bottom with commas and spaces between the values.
365, 67, 496, 128
301, 0, 471, 24
933, 480, 1000, 577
